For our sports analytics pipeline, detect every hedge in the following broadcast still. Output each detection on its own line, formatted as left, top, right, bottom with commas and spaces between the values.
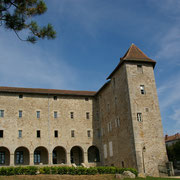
0, 166, 138, 176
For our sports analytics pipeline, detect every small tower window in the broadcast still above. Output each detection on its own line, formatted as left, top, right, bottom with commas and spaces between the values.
140, 85, 145, 94
54, 130, 58, 138
71, 130, 75, 137
53, 96, 57, 100
85, 97, 89, 101
19, 95, 23, 99
19, 110, 22, 118
137, 113, 142, 122
87, 130, 91, 137
37, 130, 40, 138
137, 65, 143, 73
70, 112, 74, 119
0, 110, 4, 118
0, 130, 3, 138
54, 111, 58, 118
18, 130, 22, 138
37, 111, 40, 118
86, 112, 90, 119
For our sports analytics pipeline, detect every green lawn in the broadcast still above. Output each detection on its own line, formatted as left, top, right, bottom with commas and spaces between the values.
0, 175, 179, 180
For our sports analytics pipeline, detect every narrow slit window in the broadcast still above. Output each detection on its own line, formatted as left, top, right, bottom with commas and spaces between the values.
37, 111, 40, 119
70, 112, 74, 119
37, 130, 40, 138
19, 110, 22, 118
54, 130, 58, 138
54, 111, 58, 118
0, 130, 3, 138
140, 85, 145, 94
86, 112, 90, 119
87, 130, 91, 137
0, 110, 4, 118
18, 130, 22, 138
137, 113, 142, 122
71, 130, 75, 137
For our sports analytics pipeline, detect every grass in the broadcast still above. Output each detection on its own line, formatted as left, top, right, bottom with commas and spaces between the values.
0, 175, 179, 180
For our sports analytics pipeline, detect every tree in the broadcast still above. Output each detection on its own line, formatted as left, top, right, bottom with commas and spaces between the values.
0, 0, 56, 43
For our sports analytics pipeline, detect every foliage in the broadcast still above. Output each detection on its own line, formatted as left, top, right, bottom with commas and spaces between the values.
166, 141, 180, 162
0, 0, 56, 43
0, 166, 138, 176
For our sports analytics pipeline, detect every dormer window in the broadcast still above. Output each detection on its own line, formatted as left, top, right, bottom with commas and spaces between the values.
137, 65, 143, 73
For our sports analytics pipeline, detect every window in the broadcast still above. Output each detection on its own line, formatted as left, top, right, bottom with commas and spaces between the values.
19, 110, 22, 118
0, 110, 4, 118
107, 122, 112, 132
71, 130, 75, 137
137, 113, 142, 122
140, 85, 145, 94
53, 96, 57, 100
85, 97, 89, 101
54, 111, 57, 118
16, 151, 23, 164
37, 130, 40, 138
0, 152, 5, 164
70, 112, 74, 119
145, 108, 149, 112
18, 130, 22, 138
137, 65, 143, 73
86, 112, 90, 119
37, 111, 40, 118
122, 161, 125, 168
0, 130, 3, 138
19, 94, 23, 99
109, 141, 113, 157
34, 151, 41, 163
87, 130, 91, 137
103, 144, 107, 159
54, 130, 58, 138
117, 118, 120, 127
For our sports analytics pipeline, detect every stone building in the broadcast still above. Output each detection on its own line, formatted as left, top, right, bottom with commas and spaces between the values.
0, 44, 168, 176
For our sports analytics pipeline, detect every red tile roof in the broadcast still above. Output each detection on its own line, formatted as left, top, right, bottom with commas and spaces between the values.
165, 133, 180, 142
107, 44, 156, 79
0, 86, 96, 96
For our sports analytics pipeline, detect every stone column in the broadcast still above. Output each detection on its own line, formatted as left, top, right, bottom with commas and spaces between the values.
10, 153, 14, 166
49, 153, 52, 165
66, 152, 71, 165
30, 153, 34, 166
84, 152, 88, 165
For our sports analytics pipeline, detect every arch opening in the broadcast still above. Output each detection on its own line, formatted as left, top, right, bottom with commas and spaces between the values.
70, 146, 83, 166
14, 146, 30, 165
52, 146, 66, 164
88, 146, 100, 163
0, 147, 10, 166
34, 146, 48, 165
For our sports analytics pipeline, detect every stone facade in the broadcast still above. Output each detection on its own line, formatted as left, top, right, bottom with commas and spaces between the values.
0, 44, 168, 176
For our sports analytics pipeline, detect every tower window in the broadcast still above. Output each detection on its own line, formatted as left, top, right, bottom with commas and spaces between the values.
140, 85, 145, 94
87, 130, 91, 137
0, 110, 4, 118
54, 130, 58, 138
86, 112, 90, 119
54, 111, 58, 118
37, 111, 40, 118
19, 95, 23, 99
85, 97, 89, 101
18, 130, 22, 138
19, 110, 22, 118
0, 130, 3, 138
53, 96, 57, 100
137, 113, 142, 122
71, 130, 75, 137
37, 130, 40, 138
70, 112, 74, 119
137, 65, 143, 73
0, 152, 5, 164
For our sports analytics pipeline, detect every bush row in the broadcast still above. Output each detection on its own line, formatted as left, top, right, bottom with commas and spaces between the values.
0, 166, 138, 176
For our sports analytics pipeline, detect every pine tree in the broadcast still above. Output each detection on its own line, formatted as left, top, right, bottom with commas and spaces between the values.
0, 0, 56, 43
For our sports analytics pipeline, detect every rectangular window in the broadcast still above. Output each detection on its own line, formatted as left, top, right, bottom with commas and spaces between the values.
0, 152, 5, 164
140, 85, 145, 94
137, 65, 143, 73
18, 130, 22, 138
54, 130, 58, 138
0, 130, 3, 138
109, 141, 113, 157
19, 110, 22, 118
85, 97, 89, 101
108, 122, 112, 132
103, 144, 107, 159
37, 130, 40, 138
70, 112, 74, 119
87, 130, 91, 137
34, 151, 41, 163
54, 111, 57, 118
0, 110, 4, 118
137, 113, 142, 122
117, 118, 120, 127
19, 94, 23, 99
16, 151, 23, 164
37, 111, 40, 118
71, 130, 75, 137
53, 96, 57, 100
86, 112, 90, 119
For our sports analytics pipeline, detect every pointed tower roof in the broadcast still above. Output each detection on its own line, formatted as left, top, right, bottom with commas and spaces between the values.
107, 44, 156, 79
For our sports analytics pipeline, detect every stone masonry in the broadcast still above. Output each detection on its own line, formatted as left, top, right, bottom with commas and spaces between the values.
0, 44, 168, 176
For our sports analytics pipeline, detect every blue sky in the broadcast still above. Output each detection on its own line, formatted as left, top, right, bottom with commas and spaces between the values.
0, 0, 180, 135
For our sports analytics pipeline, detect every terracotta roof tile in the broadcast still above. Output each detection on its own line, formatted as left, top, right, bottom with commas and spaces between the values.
107, 44, 156, 79
0, 86, 96, 96
165, 133, 180, 142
